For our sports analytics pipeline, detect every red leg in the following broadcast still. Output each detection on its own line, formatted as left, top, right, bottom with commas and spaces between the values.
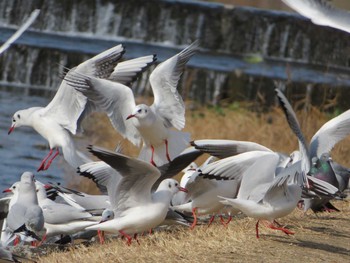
13, 235, 20, 246
149, 229, 152, 235
164, 139, 171, 162
268, 223, 294, 236
134, 233, 140, 245
43, 148, 59, 170
220, 215, 232, 227
98, 230, 105, 244
150, 145, 157, 167
37, 149, 53, 171
207, 215, 216, 228
119, 230, 132, 246
256, 220, 260, 239
190, 207, 198, 230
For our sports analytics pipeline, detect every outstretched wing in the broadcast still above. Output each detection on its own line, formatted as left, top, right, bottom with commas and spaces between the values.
65, 74, 141, 146
310, 109, 350, 158
191, 139, 272, 159
88, 145, 160, 215
282, 0, 350, 34
151, 40, 200, 130
43, 45, 125, 134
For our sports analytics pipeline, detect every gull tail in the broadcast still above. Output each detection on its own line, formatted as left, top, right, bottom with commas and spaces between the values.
62, 145, 92, 169
138, 130, 191, 166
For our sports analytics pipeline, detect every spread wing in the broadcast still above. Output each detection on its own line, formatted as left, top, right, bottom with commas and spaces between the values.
151, 40, 199, 130
282, 0, 350, 33
310, 109, 350, 158
108, 55, 157, 86
191, 139, 273, 159
65, 75, 141, 146
88, 145, 160, 216
43, 45, 125, 134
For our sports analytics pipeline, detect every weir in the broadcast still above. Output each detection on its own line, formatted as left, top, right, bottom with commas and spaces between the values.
1, 0, 350, 108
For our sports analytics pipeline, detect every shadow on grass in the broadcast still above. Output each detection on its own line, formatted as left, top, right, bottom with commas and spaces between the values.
267, 236, 350, 256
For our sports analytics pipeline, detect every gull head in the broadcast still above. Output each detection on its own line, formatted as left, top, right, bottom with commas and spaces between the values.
20, 171, 36, 190
9, 108, 37, 134
158, 179, 188, 195
100, 209, 114, 223
126, 104, 151, 121
3, 182, 19, 194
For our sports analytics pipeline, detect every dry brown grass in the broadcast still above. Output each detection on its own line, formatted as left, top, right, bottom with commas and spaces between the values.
40, 104, 350, 262
38, 201, 350, 263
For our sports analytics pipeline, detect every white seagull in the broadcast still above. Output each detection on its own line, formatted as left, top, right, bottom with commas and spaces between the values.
172, 152, 274, 229
65, 41, 200, 166
9, 45, 156, 171
84, 145, 187, 245
6, 172, 44, 244
281, 0, 350, 33
35, 183, 98, 241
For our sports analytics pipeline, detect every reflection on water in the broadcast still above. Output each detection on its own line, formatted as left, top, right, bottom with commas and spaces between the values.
0, 89, 68, 189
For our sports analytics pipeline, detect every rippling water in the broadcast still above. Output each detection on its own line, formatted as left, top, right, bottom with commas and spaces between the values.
0, 89, 70, 190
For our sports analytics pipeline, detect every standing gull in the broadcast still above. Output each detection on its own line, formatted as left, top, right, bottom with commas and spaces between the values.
5, 172, 44, 244
65, 41, 200, 166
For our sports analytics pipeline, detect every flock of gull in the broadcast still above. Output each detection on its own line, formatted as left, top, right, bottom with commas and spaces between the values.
1, 0, 350, 261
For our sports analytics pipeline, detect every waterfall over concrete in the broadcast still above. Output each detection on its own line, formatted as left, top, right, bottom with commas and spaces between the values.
1, 0, 350, 108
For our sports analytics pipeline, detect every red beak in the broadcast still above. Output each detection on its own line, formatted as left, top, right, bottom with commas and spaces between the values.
126, 114, 135, 120
8, 125, 15, 135
178, 186, 188, 193
44, 184, 53, 190
2, 188, 12, 193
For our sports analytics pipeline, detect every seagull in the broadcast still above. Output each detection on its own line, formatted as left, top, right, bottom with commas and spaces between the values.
84, 145, 187, 245
5, 172, 44, 244
219, 156, 302, 238
9, 45, 156, 171
172, 152, 275, 229
65, 41, 200, 166
281, 0, 350, 33
35, 183, 98, 241
275, 87, 350, 212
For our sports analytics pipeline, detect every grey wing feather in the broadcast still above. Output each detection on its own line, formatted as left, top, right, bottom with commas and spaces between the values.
108, 55, 157, 86
88, 145, 160, 213
310, 109, 350, 158
151, 40, 200, 130
154, 147, 203, 190
65, 74, 141, 146
6, 204, 26, 232
41, 204, 91, 224
191, 139, 272, 159
43, 45, 125, 134
282, 0, 350, 33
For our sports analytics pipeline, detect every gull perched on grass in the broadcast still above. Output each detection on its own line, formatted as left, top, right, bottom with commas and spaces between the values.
281, 0, 350, 33
84, 145, 187, 245
35, 183, 99, 242
65, 41, 200, 166
9, 45, 156, 171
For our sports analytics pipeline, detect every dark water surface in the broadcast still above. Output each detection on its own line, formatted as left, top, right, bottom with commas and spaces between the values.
0, 89, 68, 190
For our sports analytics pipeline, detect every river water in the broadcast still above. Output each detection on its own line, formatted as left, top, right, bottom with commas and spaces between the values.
0, 89, 69, 189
